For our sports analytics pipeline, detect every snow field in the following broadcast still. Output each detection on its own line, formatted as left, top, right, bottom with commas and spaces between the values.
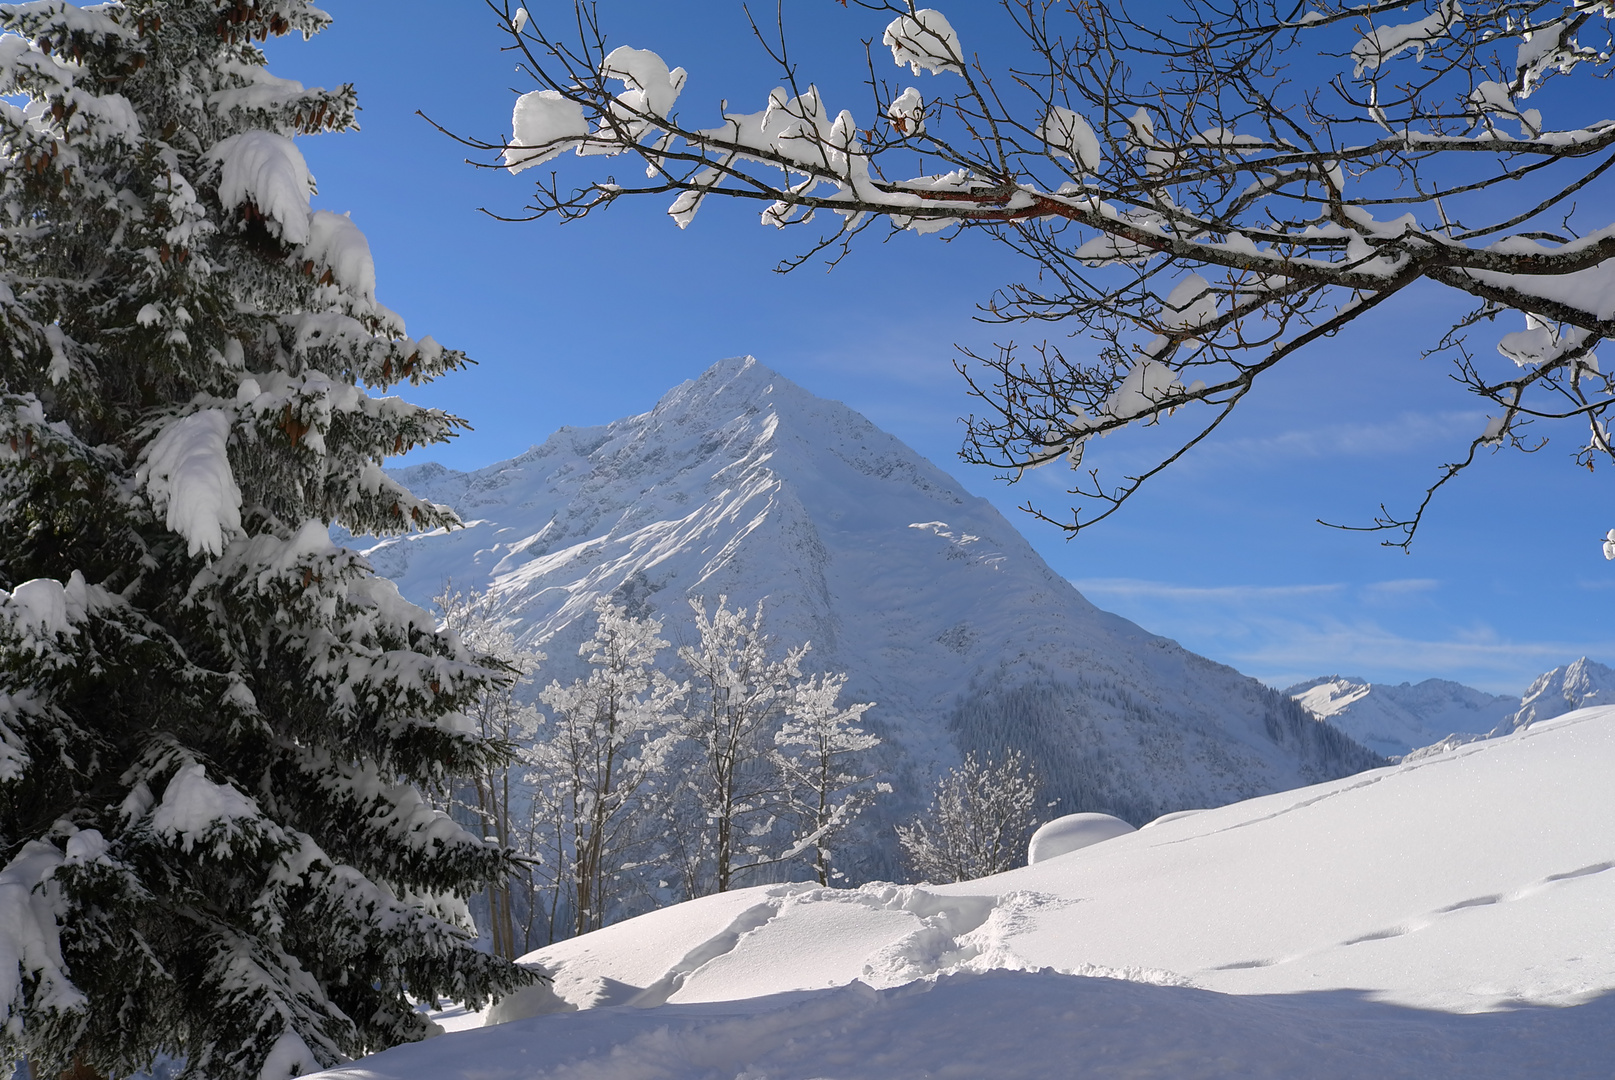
314, 706, 1615, 1078
330, 970, 1615, 1080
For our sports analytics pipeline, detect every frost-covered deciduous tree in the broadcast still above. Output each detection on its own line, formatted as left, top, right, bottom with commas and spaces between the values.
473, 0, 1615, 548
535, 597, 683, 936
772, 675, 885, 886
676, 597, 808, 894
435, 586, 544, 958
897, 751, 1040, 883
0, 4, 534, 1079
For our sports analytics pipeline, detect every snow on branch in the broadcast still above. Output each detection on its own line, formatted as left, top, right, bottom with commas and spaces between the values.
137, 409, 243, 559
0, 842, 83, 1037
883, 9, 964, 77
466, 0, 1615, 548
1351, 0, 1464, 76
149, 762, 276, 858
208, 130, 315, 245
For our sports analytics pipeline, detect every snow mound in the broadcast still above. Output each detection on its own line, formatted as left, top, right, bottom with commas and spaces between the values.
314, 707, 1615, 1079
1027, 812, 1134, 864
1141, 807, 1206, 829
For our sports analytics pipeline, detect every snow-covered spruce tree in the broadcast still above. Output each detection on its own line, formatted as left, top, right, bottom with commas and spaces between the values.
897, 750, 1040, 883
475, 1, 1615, 549
0, 4, 534, 1079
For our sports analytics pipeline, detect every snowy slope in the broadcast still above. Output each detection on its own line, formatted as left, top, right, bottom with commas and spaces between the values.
312, 706, 1615, 1080
1285, 675, 1514, 757
362, 358, 1377, 866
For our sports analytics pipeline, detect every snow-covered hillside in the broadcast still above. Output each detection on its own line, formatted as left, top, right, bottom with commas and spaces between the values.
312, 706, 1615, 1080
1284, 675, 1514, 757
362, 358, 1377, 870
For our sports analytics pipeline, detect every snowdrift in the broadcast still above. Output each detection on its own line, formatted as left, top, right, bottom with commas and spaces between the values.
313, 706, 1615, 1079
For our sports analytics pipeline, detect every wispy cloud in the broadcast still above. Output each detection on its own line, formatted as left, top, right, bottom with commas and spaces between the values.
1359, 578, 1441, 600
1068, 574, 1612, 695
1196, 410, 1486, 465
1228, 620, 1597, 694
1073, 578, 1344, 602
955, 409, 1493, 501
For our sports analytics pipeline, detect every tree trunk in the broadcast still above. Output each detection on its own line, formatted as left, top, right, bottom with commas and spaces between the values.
59, 1055, 106, 1080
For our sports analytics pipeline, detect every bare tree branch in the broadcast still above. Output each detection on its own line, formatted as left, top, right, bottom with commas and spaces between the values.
462, 0, 1615, 547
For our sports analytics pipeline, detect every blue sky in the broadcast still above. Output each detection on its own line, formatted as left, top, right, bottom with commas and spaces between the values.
266, 1, 1615, 696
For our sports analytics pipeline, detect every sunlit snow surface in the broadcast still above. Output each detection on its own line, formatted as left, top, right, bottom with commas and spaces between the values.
316, 707, 1615, 1078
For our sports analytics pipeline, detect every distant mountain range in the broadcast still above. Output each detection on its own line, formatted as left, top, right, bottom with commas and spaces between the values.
360, 357, 1380, 878
1286, 657, 1615, 758
1283, 677, 1515, 758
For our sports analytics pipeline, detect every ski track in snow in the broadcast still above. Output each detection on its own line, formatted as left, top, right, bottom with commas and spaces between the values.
1212, 857, 1615, 973
1175, 705, 1591, 847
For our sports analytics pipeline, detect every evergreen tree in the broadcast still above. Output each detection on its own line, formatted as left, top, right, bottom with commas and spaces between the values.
0, 3, 533, 1078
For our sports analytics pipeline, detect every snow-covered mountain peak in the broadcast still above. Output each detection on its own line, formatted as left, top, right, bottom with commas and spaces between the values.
378, 356, 1071, 670
366, 358, 1378, 874
1285, 674, 1516, 758
1288, 675, 1373, 715
1289, 659, 1615, 759
1507, 656, 1615, 732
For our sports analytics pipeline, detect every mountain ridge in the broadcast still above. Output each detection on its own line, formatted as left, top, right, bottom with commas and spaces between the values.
1287, 657, 1615, 758
1283, 675, 1515, 758
365, 357, 1380, 874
